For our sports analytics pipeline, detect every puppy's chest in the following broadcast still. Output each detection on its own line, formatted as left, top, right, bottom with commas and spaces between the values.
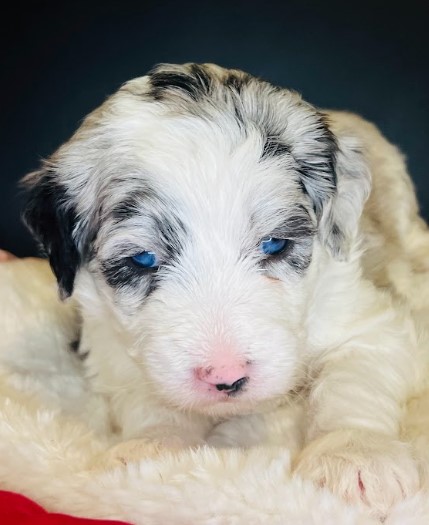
207, 394, 306, 449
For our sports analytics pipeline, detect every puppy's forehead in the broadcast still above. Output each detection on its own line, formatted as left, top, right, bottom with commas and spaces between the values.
125, 115, 296, 205
61, 63, 335, 240
103, 64, 314, 207
100, 118, 306, 250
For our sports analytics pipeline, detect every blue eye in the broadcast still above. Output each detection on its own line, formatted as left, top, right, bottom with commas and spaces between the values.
260, 237, 289, 256
131, 251, 159, 269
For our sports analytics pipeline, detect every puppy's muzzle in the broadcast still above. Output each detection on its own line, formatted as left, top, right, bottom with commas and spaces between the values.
195, 360, 250, 396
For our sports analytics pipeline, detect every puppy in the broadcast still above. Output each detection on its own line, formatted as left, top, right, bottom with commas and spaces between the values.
22, 63, 429, 512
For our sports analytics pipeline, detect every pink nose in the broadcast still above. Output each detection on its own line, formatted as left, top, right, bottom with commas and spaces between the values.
195, 360, 249, 394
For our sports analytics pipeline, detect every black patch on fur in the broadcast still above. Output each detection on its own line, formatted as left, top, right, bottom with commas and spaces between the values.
288, 256, 311, 272
69, 339, 80, 352
22, 170, 81, 298
190, 64, 212, 94
101, 259, 160, 299
111, 188, 157, 222
273, 215, 315, 240
102, 259, 156, 285
328, 223, 345, 258
295, 114, 338, 217
262, 137, 291, 159
284, 239, 313, 273
331, 223, 341, 237
297, 178, 309, 196
224, 73, 252, 125
112, 201, 138, 221
153, 215, 187, 260
231, 101, 245, 126
149, 64, 212, 101
223, 72, 251, 93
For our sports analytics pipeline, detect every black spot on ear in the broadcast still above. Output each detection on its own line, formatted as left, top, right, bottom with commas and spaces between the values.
22, 170, 80, 298
149, 63, 212, 101
262, 137, 291, 159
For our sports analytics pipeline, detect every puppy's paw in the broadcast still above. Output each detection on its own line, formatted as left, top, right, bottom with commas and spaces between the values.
95, 427, 205, 470
97, 437, 183, 469
294, 430, 419, 516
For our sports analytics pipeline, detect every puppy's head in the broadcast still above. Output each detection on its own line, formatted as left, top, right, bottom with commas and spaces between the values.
23, 63, 370, 415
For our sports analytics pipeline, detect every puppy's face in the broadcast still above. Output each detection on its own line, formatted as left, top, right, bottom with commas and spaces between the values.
23, 64, 370, 416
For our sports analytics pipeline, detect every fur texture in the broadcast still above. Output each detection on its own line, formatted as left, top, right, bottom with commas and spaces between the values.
16, 63, 429, 516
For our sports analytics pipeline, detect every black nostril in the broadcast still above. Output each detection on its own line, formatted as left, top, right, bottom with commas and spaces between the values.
215, 377, 248, 394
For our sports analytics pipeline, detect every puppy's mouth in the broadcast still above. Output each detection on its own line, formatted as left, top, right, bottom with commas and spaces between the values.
193, 375, 249, 404
214, 377, 248, 396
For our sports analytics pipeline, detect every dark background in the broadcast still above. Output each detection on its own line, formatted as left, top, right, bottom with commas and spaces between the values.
1, 0, 428, 256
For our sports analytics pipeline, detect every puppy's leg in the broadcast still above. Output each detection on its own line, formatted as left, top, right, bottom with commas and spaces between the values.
295, 322, 422, 515
95, 398, 211, 469
95, 425, 205, 469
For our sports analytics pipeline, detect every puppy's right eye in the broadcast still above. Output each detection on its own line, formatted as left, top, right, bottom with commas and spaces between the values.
130, 251, 159, 269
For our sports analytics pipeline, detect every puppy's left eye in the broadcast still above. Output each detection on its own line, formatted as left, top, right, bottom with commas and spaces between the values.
260, 237, 289, 256
130, 251, 159, 269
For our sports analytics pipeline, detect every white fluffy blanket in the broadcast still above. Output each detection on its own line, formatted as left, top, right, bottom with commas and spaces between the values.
1, 259, 428, 525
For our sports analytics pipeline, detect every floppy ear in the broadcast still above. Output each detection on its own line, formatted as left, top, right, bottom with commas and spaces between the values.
318, 134, 371, 260
293, 112, 371, 260
22, 167, 81, 298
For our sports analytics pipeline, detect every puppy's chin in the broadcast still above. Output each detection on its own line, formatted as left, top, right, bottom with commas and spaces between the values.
170, 394, 279, 419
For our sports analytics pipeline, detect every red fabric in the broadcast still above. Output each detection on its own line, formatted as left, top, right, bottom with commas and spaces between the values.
0, 491, 132, 525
